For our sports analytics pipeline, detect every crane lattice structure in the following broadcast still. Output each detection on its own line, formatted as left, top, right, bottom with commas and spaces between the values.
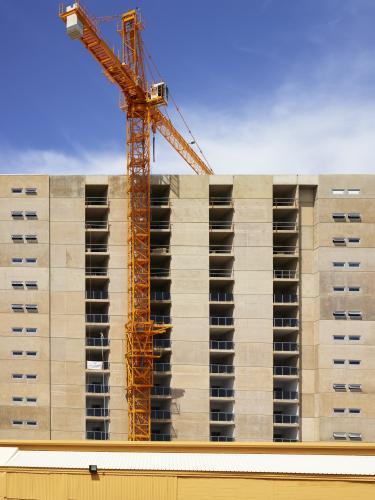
59, 1, 213, 441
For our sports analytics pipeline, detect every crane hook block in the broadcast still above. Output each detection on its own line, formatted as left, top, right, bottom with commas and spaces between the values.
66, 7, 83, 40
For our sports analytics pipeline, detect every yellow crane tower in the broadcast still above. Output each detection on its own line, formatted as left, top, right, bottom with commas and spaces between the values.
59, 1, 213, 441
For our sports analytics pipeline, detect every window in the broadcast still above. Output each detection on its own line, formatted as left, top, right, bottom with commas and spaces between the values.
25, 257, 37, 264
349, 335, 361, 341
11, 304, 24, 313
332, 237, 346, 245
333, 261, 345, 268
333, 359, 345, 365
333, 286, 345, 292
11, 258, 23, 264
333, 311, 346, 320
332, 213, 346, 222
348, 261, 360, 268
25, 304, 38, 313
26, 351, 37, 357
347, 213, 361, 222
25, 281, 38, 290
11, 234, 24, 243
12, 420, 23, 426
348, 286, 360, 292
26, 397, 37, 404
348, 433, 362, 441
349, 408, 361, 414
11, 211, 24, 220
333, 383, 346, 391
331, 189, 345, 195
347, 237, 360, 244
12, 374, 23, 380
26, 374, 37, 380
12, 397, 23, 404
11, 281, 24, 289
348, 189, 360, 195
25, 211, 37, 220
11, 327, 23, 334
333, 335, 345, 341
349, 359, 361, 365
25, 188, 37, 195
333, 408, 345, 413
348, 311, 362, 320
12, 351, 23, 357
25, 327, 37, 334
333, 432, 347, 440
348, 384, 362, 392
11, 187, 23, 194
25, 234, 38, 243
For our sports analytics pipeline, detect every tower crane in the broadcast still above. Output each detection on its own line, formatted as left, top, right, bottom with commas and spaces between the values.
59, 2, 213, 441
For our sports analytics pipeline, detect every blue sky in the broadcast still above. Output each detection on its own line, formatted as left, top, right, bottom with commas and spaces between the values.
1, 0, 375, 174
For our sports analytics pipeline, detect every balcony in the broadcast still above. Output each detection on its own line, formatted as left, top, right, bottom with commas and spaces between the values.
151, 410, 171, 421
210, 316, 234, 327
273, 222, 298, 232
209, 292, 233, 302
209, 245, 233, 255
210, 436, 234, 442
86, 384, 110, 394
86, 408, 109, 417
210, 388, 234, 398
210, 340, 234, 351
210, 412, 234, 422
85, 244, 108, 253
209, 269, 233, 279
151, 268, 171, 279
273, 414, 299, 425
150, 221, 170, 231
273, 198, 297, 208
273, 270, 298, 280
151, 433, 171, 441
273, 366, 298, 377
273, 318, 299, 328
273, 390, 299, 401
209, 197, 233, 207
86, 431, 109, 440
86, 291, 109, 300
273, 246, 298, 256
273, 342, 299, 353
151, 197, 170, 207
85, 197, 108, 206
85, 221, 109, 230
209, 221, 233, 231
151, 291, 171, 302
210, 364, 234, 375
85, 267, 108, 277
151, 386, 172, 397
151, 315, 171, 325
273, 294, 298, 304
86, 361, 110, 371
153, 363, 171, 373
86, 314, 109, 324
86, 337, 110, 347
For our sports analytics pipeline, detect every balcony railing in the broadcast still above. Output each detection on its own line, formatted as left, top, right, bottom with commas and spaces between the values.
86, 384, 109, 394
86, 361, 110, 370
210, 436, 234, 442
85, 267, 108, 276
210, 340, 234, 350
273, 198, 297, 207
273, 294, 298, 304
273, 438, 299, 442
273, 270, 298, 279
153, 363, 171, 373
273, 318, 299, 328
85, 197, 108, 206
86, 314, 109, 323
86, 431, 109, 440
151, 291, 171, 301
210, 412, 234, 422
209, 292, 234, 302
209, 197, 233, 207
273, 414, 299, 424
210, 316, 234, 326
86, 337, 110, 347
86, 291, 108, 300
153, 338, 171, 349
273, 390, 299, 400
273, 342, 299, 352
209, 269, 233, 278
86, 408, 109, 417
151, 268, 171, 278
151, 245, 170, 254
151, 197, 170, 207
151, 386, 172, 397
151, 410, 171, 420
273, 366, 298, 376
273, 222, 298, 231
209, 221, 233, 231
210, 388, 234, 398
85, 221, 108, 230
85, 244, 108, 253
209, 245, 233, 254
273, 246, 298, 255
150, 221, 170, 230
210, 364, 234, 374
151, 433, 171, 441
151, 315, 171, 325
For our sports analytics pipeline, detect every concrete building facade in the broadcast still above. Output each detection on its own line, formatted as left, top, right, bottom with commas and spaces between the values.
0, 174, 374, 443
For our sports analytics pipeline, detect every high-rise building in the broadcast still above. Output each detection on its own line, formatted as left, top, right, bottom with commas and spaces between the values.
0, 174, 374, 442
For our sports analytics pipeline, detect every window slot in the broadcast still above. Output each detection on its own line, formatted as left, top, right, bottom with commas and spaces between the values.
25, 211, 38, 220
333, 383, 346, 391
11, 258, 23, 264
348, 262, 360, 268
11, 304, 24, 313
347, 237, 360, 244
349, 335, 361, 341
348, 384, 362, 392
25, 281, 38, 290
25, 327, 37, 334
11, 281, 24, 289
11, 211, 24, 220
25, 258, 37, 264
347, 189, 360, 195
332, 237, 346, 246
333, 432, 347, 440
332, 262, 345, 268
333, 286, 345, 292
347, 213, 361, 222
11, 187, 23, 194
11, 327, 23, 334
12, 351, 23, 357
25, 235, 38, 243
11, 235, 24, 243
333, 359, 345, 365
331, 189, 345, 195
333, 408, 345, 413
333, 311, 346, 320
348, 432, 362, 440
332, 213, 346, 222
25, 188, 37, 195
333, 335, 345, 341
349, 408, 361, 414
348, 311, 362, 320
348, 359, 361, 365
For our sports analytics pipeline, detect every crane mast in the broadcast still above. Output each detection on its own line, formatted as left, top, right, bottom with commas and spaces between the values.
59, 1, 213, 441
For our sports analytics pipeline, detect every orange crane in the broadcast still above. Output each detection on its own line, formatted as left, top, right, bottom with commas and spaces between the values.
59, 1, 213, 441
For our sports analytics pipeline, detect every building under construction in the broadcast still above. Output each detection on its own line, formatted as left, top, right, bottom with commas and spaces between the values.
0, 173, 374, 443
